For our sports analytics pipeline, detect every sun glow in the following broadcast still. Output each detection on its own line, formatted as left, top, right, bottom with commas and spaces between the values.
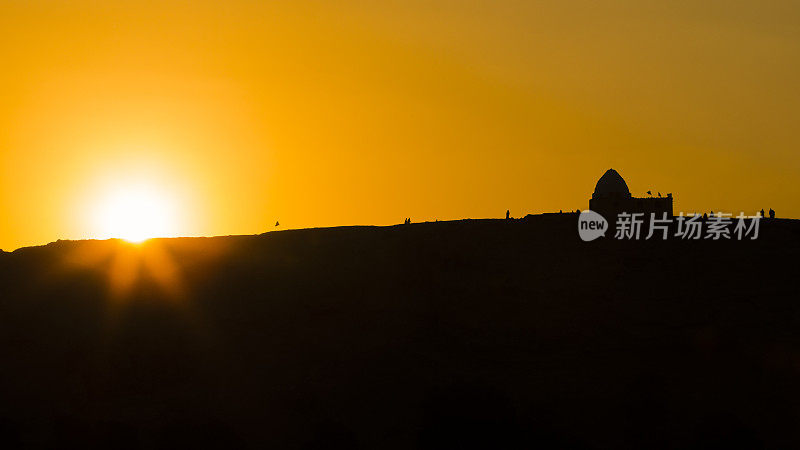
93, 185, 178, 243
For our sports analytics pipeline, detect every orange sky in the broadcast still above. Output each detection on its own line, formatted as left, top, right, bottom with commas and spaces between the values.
2, 0, 799, 250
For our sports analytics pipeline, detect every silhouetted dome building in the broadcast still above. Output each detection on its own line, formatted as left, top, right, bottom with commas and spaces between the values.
592, 169, 631, 200
589, 169, 672, 220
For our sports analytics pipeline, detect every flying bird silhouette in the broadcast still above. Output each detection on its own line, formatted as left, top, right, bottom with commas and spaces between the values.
275, 221, 280, 227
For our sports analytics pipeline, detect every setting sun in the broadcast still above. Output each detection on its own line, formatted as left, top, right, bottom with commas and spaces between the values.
92, 185, 177, 243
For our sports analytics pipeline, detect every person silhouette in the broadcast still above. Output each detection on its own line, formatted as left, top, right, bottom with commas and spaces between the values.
702, 213, 708, 220
506, 210, 510, 220
769, 208, 775, 219
760, 209, 765, 218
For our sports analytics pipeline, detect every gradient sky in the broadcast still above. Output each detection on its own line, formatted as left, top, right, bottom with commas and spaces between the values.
2, 0, 799, 250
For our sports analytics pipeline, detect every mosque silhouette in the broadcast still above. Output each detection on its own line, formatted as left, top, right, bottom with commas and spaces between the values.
589, 169, 673, 220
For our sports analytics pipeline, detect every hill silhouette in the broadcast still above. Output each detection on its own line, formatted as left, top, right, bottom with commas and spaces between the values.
0, 214, 799, 448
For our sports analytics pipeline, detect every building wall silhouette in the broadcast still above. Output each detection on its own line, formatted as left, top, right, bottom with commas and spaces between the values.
589, 169, 673, 220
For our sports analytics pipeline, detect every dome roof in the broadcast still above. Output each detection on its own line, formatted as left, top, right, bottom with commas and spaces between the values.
592, 169, 631, 199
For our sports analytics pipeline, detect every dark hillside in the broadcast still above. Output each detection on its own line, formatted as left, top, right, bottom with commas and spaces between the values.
0, 215, 799, 448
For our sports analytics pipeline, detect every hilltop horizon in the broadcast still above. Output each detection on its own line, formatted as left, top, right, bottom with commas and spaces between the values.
1, 213, 798, 447
1, 210, 791, 254
4, 212, 793, 253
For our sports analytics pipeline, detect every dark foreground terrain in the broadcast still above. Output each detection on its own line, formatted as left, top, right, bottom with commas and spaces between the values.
0, 215, 799, 449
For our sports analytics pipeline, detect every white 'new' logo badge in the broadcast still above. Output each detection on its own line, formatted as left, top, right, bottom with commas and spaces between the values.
578, 210, 608, 241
